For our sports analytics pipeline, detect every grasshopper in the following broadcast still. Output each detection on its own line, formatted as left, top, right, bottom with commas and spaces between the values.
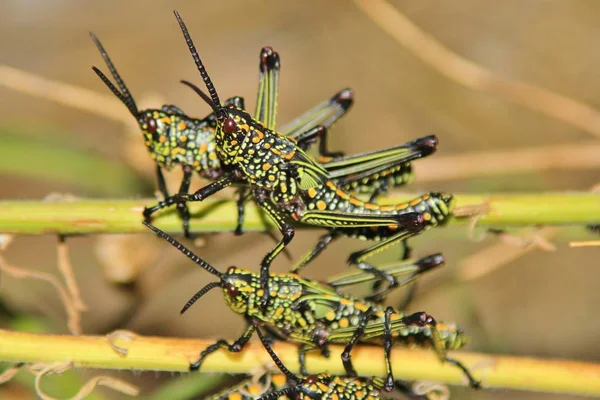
144, 11, 433, 308
90, 35, 352, 237
144, 222, 479, 391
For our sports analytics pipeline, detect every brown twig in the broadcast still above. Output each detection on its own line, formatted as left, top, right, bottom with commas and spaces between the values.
354, 0, 600, 139
33, 361, 139, 400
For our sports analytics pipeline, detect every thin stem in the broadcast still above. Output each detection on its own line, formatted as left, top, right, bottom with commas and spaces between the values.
0, 330, 599, 396
0, 193, 598, 235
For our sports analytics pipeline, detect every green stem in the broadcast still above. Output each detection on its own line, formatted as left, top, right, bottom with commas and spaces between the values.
0, 192, 597, 235
1, 330, 600, 397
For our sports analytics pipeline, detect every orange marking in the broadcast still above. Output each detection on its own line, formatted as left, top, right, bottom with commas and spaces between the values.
317, 200, 327, 210
199, 143, 208, 153
178, 121, 187, 130
364, 203, 379, 210
395, 203, 408, 210
355, 302, 370, 312
272, 374, 287, 388
264, 143, 271, 149
326, 181, 337, 190
387, 225, 398, 230
423, 212, 432, 221
335, 189, 350, 200
159, 135, 166, 143
230, 140, 238, 146
179, 135, 187, 142
161, 117, 171, 124
350, 197, 363, 206
409, 198, 423, 206
262, 163, 272, 171
380, 205, 394, 212
209, 153, 217, 160
307, 188, 317, 198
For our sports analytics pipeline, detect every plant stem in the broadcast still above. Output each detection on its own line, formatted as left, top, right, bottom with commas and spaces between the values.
0, 193, 598, 235
0, 330, 599, 396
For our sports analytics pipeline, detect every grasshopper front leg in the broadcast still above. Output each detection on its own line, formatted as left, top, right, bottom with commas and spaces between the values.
189, 322, 256, 371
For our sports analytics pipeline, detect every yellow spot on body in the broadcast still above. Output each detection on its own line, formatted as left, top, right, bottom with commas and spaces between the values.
331, 394, 339, 400
308, 188, 317, 198
339, 318, 349, 328
262, 163, 272, 171
194, 161, 200, 167
325, 311, 336, 321
229, 393, 242, 400
356, 390, 364, 399
159, 135, 166, 143
178, 121, 187, 130
316, 200, 327, 210
247, 384, 262, 395
272, 374, 286, 388
179, 135, 187, 142
355, 302, 369, 312
230, 140, 238, 146
409, 198, 423, 206
199, 143, 208, 153
268, 175, 275, 181
326, 181, 337, 190
264, 143, 271, 149
209, 153, 217, 160
161, 117, 171, 124
364, 203, 378, 211
395, 203, 408, 211
423, 212, 432, 221
380, 205, 394, 212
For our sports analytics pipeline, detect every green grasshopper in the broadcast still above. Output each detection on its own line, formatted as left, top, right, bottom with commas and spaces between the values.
144, 222, 480, 391
145, 11, 435, 308
90, 35, 351, 238
253, 321, 434, 400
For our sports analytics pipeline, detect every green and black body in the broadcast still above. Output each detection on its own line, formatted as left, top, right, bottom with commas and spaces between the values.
90, 35, 353, 237
145, 12, 441, 309
253, 322, 439, 400
144, 222, 480, 391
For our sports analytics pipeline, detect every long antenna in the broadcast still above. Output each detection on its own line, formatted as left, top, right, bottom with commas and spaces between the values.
89, 33, 138, 116
91, 67, 137, 116
180, 281, 222, 315
180, 80, 219, 114
143, 221, 224, 279
173, 10, 221, 107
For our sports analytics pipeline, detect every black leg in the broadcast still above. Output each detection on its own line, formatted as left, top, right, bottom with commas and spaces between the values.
143, 174, 233, 221
445, 357, 482, 389
341, 306, 375, 377
176, 166, 193, 238
292, 231, 341, 273
155, 165, 170, 199
189, 324, 255, 371
252, 189, 295, 309
234, 187, 250, 236
383, 307, 395, 392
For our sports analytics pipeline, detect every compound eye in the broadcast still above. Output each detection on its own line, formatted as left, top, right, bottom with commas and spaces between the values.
222, 117, 237, 134
145, 116, 157, 134
305, 375, 318, 385
226, 284, 239, 298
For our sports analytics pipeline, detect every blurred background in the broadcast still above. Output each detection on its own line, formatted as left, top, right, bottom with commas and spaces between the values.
0, 1, 599, 399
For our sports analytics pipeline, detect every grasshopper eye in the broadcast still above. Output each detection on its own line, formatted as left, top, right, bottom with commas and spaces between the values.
145, 116, 157, 134
226, 284, 239, 298
305, 375, 318, 385
223, 117, 237, 134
